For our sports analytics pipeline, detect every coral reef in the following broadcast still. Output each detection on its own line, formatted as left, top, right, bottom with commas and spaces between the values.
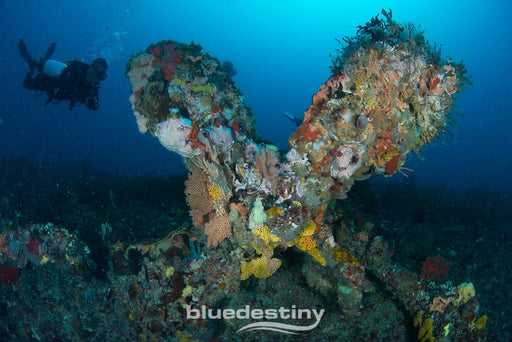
122, 9, 478, 340
0, 223, 93, 274
1, 152, 510, 339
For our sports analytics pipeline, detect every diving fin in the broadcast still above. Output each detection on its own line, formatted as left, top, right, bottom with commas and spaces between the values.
44, 42, 56, 61
18, 38, 38, 72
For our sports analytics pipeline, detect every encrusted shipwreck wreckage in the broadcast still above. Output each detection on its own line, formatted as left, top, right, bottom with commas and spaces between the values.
124, 10, 483, 341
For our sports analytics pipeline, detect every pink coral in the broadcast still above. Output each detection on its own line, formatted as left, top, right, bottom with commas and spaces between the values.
26, 235, 44, 255
159, 42, 184, 81
0, 264, 20, 285
421, 255, 450, 281
23, 234, 46, 265
255, 149, 280, 196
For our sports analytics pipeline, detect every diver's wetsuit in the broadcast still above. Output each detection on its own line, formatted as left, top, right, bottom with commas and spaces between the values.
19, 39, 104, 111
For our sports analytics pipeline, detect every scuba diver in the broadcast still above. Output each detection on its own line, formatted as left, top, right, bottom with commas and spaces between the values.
283, 112, 302, 127
18, 38, 108, 111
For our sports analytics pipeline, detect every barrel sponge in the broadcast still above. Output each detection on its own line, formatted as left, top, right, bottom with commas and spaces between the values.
155, 117, 201, 158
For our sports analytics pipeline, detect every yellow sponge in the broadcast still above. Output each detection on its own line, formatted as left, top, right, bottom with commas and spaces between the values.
240, 255, 281, 280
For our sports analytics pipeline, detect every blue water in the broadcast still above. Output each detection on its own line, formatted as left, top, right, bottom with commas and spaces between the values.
1, 0, 511, 189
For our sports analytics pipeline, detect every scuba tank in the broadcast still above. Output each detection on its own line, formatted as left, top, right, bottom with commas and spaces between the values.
43, 59, 67, 77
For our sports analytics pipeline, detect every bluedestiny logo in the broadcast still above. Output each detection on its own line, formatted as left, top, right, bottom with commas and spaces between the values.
186, 305, 324, 334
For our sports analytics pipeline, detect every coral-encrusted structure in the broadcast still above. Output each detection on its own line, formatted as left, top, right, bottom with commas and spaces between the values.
126, 10, 481, 341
